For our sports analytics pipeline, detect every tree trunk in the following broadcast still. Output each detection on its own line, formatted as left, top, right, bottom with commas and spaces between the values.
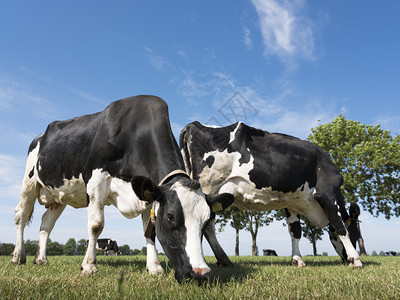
235, 228, 240, 256
252, 232, 258, 256
312, 238, 318, 256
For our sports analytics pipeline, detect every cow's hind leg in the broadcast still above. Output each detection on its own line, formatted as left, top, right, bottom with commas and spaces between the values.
285, 209, 306, 267
34, 204, 66, 265
82, 188, 106, 274
314, 189, 362, 268
142, 211, 164, 275
204, 219, 233, 267
11, 180, 38, 265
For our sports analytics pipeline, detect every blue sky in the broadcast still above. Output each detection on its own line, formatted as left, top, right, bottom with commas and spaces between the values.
1, 1, 399, 256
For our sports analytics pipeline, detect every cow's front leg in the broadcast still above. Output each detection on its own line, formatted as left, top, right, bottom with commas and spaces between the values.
34, 204, 66, 265
81, 198, 105, 274
285, 209, 306, 267
203, 219, 233, 267
142, 212, 164, 275
338, 232, 363, 268
146, 237, 164, 275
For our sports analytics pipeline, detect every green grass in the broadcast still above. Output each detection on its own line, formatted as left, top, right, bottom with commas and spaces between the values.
1, 255, 399, 299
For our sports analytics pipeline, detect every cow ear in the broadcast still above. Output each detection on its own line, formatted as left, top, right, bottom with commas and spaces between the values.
131, 176, 163, 203
207, 193, 234, 213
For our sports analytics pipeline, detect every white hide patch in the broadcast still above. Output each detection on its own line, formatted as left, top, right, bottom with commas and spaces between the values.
37, 170, 87, 209
229, 122, 243, 144
198, 149, 329, 228
171, 181, 210, 270
35, 167, 147, 218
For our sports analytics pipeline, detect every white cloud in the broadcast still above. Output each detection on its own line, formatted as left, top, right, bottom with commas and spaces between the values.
0, 78, 55, 120
68, 87, 107, 107
243, 25, 253, 50
175, 68, 336, 139
144, 47, 175, 71
250, 0, 316, 67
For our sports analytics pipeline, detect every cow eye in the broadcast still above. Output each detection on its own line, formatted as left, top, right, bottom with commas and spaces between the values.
166, 213, 175, 223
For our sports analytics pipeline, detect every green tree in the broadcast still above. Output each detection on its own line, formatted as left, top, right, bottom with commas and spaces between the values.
76, 239, 87, 255
63, 238, 77, 255
301, 217, 324, 256
0, 243, 15, 255
119, 244, 130, 255
308, 115, 400, 218
47, 239, 64, 256
131, 248, 141, 255
24, 240, 38, 256
244, 211, 274, 256
215, 205, 247, 256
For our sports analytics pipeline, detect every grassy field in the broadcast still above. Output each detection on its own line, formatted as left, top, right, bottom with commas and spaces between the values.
1, 255, 399, 299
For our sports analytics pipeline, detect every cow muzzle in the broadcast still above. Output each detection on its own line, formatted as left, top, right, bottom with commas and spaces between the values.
190, 266, 211, 282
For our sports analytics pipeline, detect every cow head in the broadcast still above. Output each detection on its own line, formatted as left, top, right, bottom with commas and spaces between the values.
347, 203, 361, 247
131, 176, 233, 283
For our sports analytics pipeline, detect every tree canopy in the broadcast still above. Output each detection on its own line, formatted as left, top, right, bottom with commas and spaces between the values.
308, 115, 400, 219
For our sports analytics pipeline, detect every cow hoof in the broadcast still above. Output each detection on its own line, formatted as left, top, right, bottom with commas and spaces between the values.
11, 255, 26, 265
348, 258, 363, 269
81, 265, 99, 275
217, 260, 233, 268
147, 264, 165, 275
292, 256, 306, 267
216, 258, 233, 267
33, 258, 48, 265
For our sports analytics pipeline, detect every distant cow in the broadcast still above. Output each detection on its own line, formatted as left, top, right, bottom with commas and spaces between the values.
180, 121, 362, 268
11, 96, 233, 283
95, 239, 121, 255
263, 249, 278, 256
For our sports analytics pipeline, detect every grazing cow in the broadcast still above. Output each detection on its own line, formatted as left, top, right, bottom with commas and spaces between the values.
180, 121, 362, 268
95, 239, 121, 255
263, 249, 278, 256
11, 96, 233, 283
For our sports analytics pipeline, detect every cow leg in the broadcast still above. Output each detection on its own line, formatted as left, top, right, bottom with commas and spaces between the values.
142, 211, 164, 275
34, 204, 66, 265
81, 196, 105, 274
203, 219, 233, 267
328, 225, 347, 263
314, 189, 362, 268
11, 179, 38, 265
285, 209, 306, 267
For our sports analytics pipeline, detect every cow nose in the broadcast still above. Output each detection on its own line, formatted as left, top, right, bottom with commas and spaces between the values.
192, 267, 211, 277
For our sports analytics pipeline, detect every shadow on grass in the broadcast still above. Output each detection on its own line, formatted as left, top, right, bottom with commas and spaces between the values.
205, 256, 380, 285
96, 255, 171, 272
96, 255, 379, 286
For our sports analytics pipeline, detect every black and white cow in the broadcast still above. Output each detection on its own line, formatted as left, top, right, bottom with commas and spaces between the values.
11, 96, 233, 283
263, 249, 278, 256
95, 239, 121, 255
180, 121, 363, 268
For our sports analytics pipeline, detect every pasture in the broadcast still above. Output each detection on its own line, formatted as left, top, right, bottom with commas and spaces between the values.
1, 255, 399, 299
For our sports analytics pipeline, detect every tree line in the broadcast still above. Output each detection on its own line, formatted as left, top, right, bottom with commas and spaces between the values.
216, 115, 400, 256
0, 238, 147, 256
